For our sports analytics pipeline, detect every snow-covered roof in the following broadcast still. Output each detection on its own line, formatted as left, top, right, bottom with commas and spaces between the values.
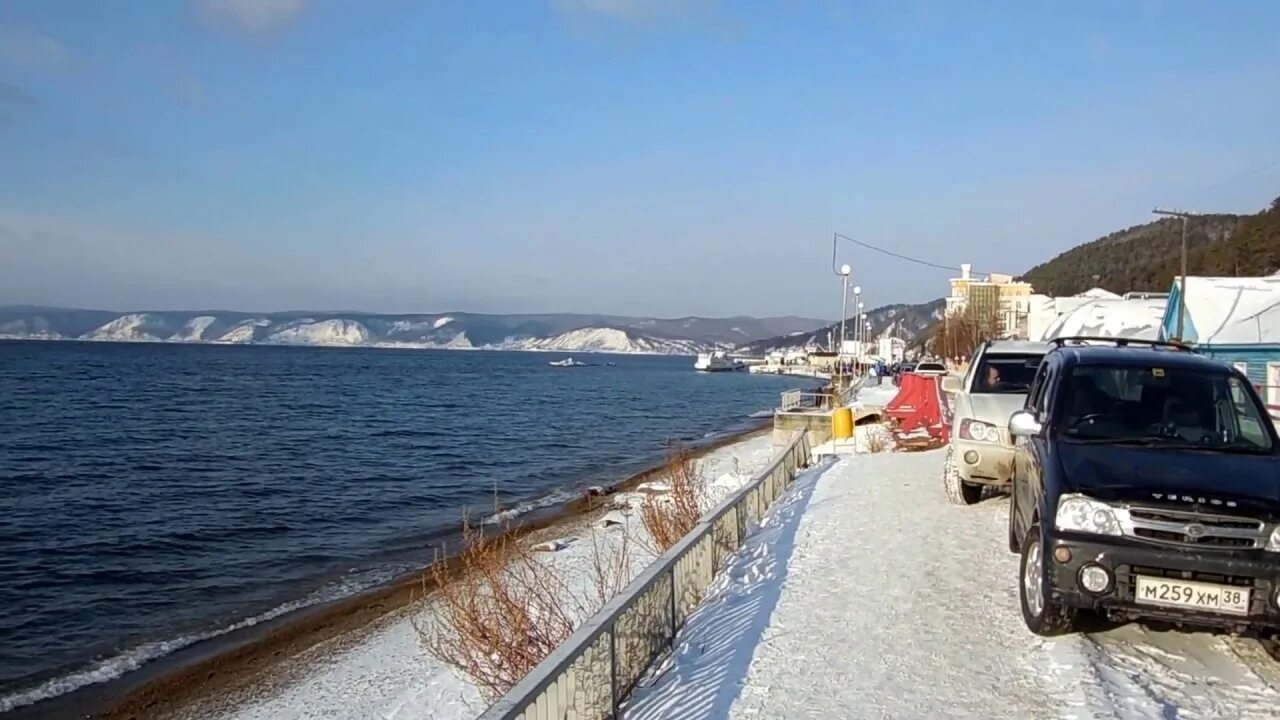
1077, 287, 1121, 299
1178, 276, 1280, 345
1039, 297, 1167, 341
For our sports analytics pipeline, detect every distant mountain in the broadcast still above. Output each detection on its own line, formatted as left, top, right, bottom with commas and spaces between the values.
738, 299, 946, 354
0, 307, 829, 355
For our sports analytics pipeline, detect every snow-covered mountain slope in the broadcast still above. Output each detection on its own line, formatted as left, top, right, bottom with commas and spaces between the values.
265, 319, 371, 345
170, 316, 222, 342
504, 327, 702, 355
0, 307, 827, 354
217, 319, 272, 344
738, 299, 946, 353
82, 313, 180, 342
0, 316, 65, 340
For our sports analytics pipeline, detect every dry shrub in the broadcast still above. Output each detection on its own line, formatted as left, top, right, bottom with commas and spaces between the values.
639, 447, 706, 553
865, 430, 887, 454
416, 520, 634, 701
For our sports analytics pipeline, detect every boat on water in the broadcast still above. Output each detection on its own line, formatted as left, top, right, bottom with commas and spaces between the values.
694, 350, 745, 372
549, 357, 588, 367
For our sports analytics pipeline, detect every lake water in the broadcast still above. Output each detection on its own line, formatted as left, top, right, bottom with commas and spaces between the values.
0, 341, 798, 713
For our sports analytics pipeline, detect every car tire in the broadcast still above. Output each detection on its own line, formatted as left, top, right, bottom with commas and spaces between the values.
942, 446, 982, 506
1019, 524, 1078, 636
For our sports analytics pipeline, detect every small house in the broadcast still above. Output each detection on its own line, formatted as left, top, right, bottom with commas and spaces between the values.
1160, 276, 1280, 405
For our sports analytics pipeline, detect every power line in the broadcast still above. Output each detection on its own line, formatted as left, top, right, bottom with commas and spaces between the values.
833, 232, 986, 276
1194, 158, 1280, 194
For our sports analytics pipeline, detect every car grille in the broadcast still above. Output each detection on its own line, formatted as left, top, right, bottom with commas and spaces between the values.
1121, 506, 1267, 550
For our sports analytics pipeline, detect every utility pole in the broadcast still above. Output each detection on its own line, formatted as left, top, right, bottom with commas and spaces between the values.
1152, 208, 1198, 341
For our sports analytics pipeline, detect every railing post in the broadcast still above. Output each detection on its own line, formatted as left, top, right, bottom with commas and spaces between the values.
669, 567, 677, 639
610, 628, 618, 719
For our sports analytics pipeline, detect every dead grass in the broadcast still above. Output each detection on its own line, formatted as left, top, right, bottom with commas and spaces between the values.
415, 519, 634, 701
865, 430, 887, 454
638, 447, 706, 553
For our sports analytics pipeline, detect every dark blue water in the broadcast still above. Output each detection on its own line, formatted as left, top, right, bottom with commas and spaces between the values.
0, 341, 796, 712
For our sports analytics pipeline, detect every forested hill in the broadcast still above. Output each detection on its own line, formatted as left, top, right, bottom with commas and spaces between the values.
1020, 214, 1243, 296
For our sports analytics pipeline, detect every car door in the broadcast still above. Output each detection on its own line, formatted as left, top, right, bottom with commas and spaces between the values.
1012, 358, 1052, 542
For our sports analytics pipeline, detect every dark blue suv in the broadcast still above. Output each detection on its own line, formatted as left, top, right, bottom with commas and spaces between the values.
1008, 337, 1280, 636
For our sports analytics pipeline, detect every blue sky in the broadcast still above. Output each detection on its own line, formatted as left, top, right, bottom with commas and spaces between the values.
1, 0, 1278, 318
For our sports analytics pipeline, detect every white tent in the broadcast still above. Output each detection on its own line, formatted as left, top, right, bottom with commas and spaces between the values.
1039, 297, 1168, 341
1176, 276, 1280, 345
1077, 287, 1121, 299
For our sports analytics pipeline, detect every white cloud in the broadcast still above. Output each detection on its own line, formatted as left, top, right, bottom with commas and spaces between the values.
196, 0, 309, 34
0, 24, 68, 68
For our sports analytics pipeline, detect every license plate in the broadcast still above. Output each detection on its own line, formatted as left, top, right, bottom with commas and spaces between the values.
1134, 576, 1251, 616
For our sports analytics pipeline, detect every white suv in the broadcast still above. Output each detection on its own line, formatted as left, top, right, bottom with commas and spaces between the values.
940, 341, 1049, 505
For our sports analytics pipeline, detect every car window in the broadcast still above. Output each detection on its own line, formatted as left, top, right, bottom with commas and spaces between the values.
971, 353, 1043, 394
1026, 359, 1050, 411
917, 362, 946, 372
1231, 377, 1271, 447
1057, 364, 1274, 452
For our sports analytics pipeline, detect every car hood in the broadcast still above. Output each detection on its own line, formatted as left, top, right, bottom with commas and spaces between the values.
1056, 442, 1280, 516
956, 392, 1026, 425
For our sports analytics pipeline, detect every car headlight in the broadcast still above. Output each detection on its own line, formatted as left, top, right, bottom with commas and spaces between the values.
959, 418, 1000, 443
1267, 527, 1280, 553
1055, 494, 1122, 536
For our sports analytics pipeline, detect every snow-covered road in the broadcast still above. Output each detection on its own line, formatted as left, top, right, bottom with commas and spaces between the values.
624, 449, 1280, 720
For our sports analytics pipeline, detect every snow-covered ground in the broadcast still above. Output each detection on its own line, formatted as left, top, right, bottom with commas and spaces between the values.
851, 378, 899, 409
202, 432, 783, 720
623, 449, 1280, 720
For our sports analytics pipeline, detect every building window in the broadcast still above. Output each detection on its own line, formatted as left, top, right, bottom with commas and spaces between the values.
1267, 363, 1280, 408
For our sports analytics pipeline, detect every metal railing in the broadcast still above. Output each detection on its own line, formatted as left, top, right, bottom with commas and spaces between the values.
778, 375, 867, 413
478, 430, 815, 720
779, 389, 834, 411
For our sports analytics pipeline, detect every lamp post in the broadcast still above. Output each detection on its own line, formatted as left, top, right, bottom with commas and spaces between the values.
852, 289, 862, 375
838, 265, 851, 384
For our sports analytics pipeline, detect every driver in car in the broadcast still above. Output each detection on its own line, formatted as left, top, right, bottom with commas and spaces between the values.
985, 365, 1002, 389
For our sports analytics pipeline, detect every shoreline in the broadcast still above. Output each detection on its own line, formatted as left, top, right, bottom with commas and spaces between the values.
28, 423, 774, 720
0, 337, 715, 358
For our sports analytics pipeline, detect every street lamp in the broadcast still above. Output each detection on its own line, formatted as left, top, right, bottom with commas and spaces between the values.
838, 265, 851, 382
856, 299, 865, 364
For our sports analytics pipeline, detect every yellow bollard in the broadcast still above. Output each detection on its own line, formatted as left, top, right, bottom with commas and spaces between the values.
832, 407, 853, 440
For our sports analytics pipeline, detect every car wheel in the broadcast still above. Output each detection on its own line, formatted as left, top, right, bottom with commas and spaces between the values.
942, 446, 982, 505
1019, 525, 1078, 636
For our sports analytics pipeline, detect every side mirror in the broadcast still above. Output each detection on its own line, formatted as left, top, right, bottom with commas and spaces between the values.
940, 375, 963, 394
1009, 410, 1043, 438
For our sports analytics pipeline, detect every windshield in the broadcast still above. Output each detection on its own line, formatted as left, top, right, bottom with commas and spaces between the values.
1057, 364, 1274, 452
971, 353, 1043, 394
917, 362, 945, 371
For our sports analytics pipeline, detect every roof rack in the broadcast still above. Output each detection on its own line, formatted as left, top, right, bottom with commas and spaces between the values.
1048, 336, 1195, 352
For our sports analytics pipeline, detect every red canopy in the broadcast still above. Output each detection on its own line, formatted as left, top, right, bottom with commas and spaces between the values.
884, 373, 951, 441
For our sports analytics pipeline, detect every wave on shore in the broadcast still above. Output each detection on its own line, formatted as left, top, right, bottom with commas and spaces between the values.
0, 566, 403, 713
